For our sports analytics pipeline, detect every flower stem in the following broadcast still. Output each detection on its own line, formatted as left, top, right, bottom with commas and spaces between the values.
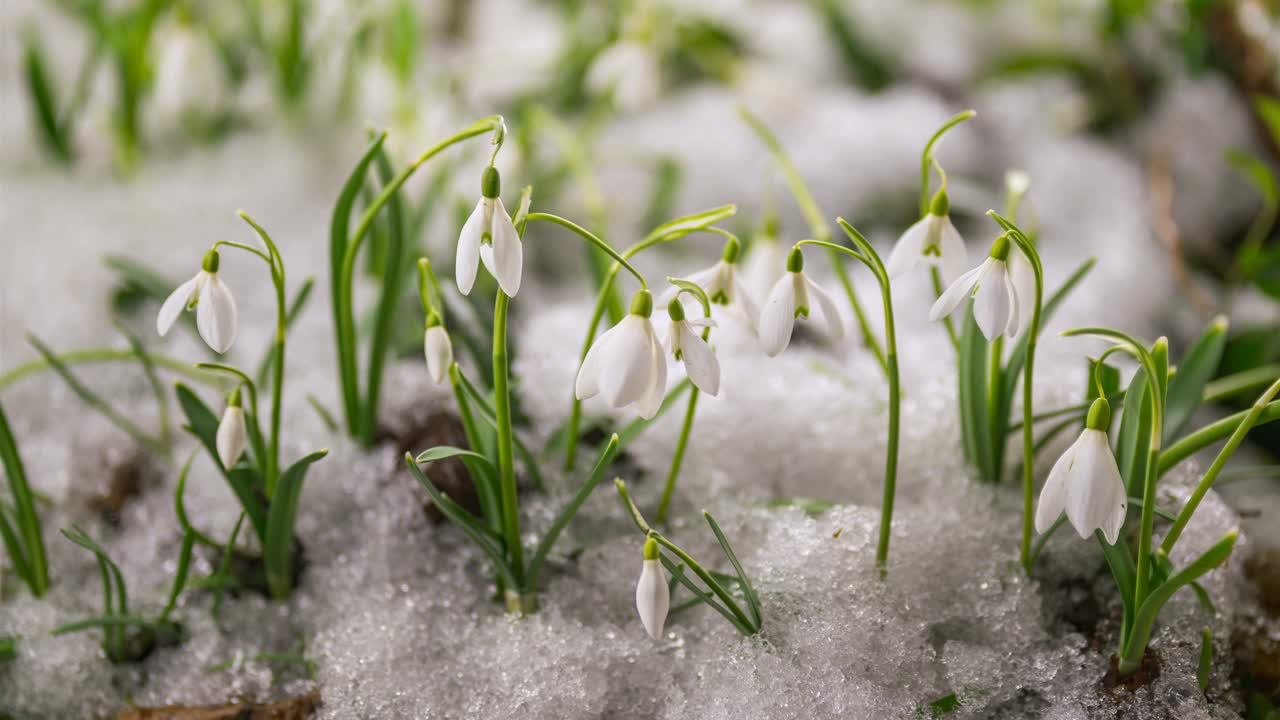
656, 387, 699, 526
1160, 379, 1280, 556
808, 225, 900, 571
492, 291, 524, 595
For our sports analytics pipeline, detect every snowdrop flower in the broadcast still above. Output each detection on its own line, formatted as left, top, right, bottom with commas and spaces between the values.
456, 166, 522, 297
664, 236, 758, 331
1034, 398, 1127, 544
664, 300, 720, 396
635, 538, 669, 640
929, 233, 1020, 341
424, 323, 452, 385
759, 248, 844, 357
886, 189, 967, 283
157, 249, 238, 354
151, 22, 227, 121
586, 40, 661, 111
576, 290, 667, 419
216, 389, 247, 469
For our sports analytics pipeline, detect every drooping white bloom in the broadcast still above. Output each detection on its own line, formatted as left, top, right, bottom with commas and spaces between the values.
663, 301, 720, 396
424, 324, 452, 385
456, 167, 522, 297
586, 40, 661, 111
663, 237, 759, 331
759, 248, 844, 357
886, 191, 967, 283
1034, 399, 1127, 544
929, 234, 1020, 341
1008, 247, 1036, 337
635, 538, 669, 640
216, 398, 247, 469
575, 290, 667, 419
157, 249, 238, 354
151, 22, 227, 121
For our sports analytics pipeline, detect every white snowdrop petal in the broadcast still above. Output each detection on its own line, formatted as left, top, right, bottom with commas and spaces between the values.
735, 283, 760, 334
488, 198, 523, 297
1035, 442, 1075, 534
929, 264, 983, 321
759, 274, 797, 357
938, 217, 968, 285
1002, 265, 1021, 339
806, 276, 844, 342
679, 324, 720, 397
424, 326, 452, 385
1066, 430, 1128, 544
156, 274, 200, 336
886, 217, 929, 278
575, 322, 621, 400
197, 273, 237, 354
455, 199, 486, 295
1009, 250, 1037, 336
973, 263, 1008, 342
637, 322, 668, 419
635, 558, 669, 640
599, 317, 655, 407
216, 406, 247, 469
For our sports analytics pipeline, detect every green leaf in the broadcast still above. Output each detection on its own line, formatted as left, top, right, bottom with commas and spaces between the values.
1197, 627, 1213, 692
1226, 149, 1279, 206
103, 254, 179, 314
263, 449, 328, 600
22, 30, 71, 163
0, 635, 16, 662
1166, 317, 1228, 442
959, 307, 991, 479
329, 133, 389, 437
415, 445, 495, 472
1117, 369, 1151, 498
1255, 96, 1280, 148
403, 454, 517, 589
363, 144, 410, 442
174, 383, 268, 542
640, 205, 737, 245
0, 401, 46, 595
704, 511, 762, 629
527, 434, 620, 587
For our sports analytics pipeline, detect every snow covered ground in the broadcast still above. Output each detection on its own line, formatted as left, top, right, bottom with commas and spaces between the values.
1, 1, 1275, 718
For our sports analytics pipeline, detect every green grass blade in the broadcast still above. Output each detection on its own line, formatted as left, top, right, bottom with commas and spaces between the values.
0, 402, 45, 595
1166, 317, 1228, 442
527, 435, 620, 587
263, 449, 328, 599
703, 511, 761, 629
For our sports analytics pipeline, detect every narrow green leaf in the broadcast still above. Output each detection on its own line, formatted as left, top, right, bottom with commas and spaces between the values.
329, 133, 388, 437
1226, 149, 1279, 205
640, 204, 737, 245
403, 454, 517, 589
704, 511, 762, 629
1166, 317, 1228, 442
527, 435, 620, 587
1117, 369, 1150, 497
959, 308, 991, 479
263, 449, 328, 599
1197, 627, 1213, 692
0, 401, 46, 595
22, 30, 72, 162
415, 445, 495, 472
363, 144, 410, 443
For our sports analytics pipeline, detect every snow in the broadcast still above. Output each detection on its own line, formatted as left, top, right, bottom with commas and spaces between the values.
0, 0, 1272, 718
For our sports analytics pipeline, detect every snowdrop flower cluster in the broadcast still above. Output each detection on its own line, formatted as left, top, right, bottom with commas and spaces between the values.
930, 233, 1022, 341
575, 290, 668, 419
1034, 397, 1128, 543
457, 166, 523, 297
759, 247, 844, 356
156, 248, 238, 354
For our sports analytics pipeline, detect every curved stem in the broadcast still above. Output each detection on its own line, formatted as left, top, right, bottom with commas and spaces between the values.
810, 227, 900, 573
236, 212, 287, 497
524, 212, 647, 287
0, 350, 223, 393
1160, 399, 1280, 474
337, 117, 503, 442
918, 110, 976, 215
